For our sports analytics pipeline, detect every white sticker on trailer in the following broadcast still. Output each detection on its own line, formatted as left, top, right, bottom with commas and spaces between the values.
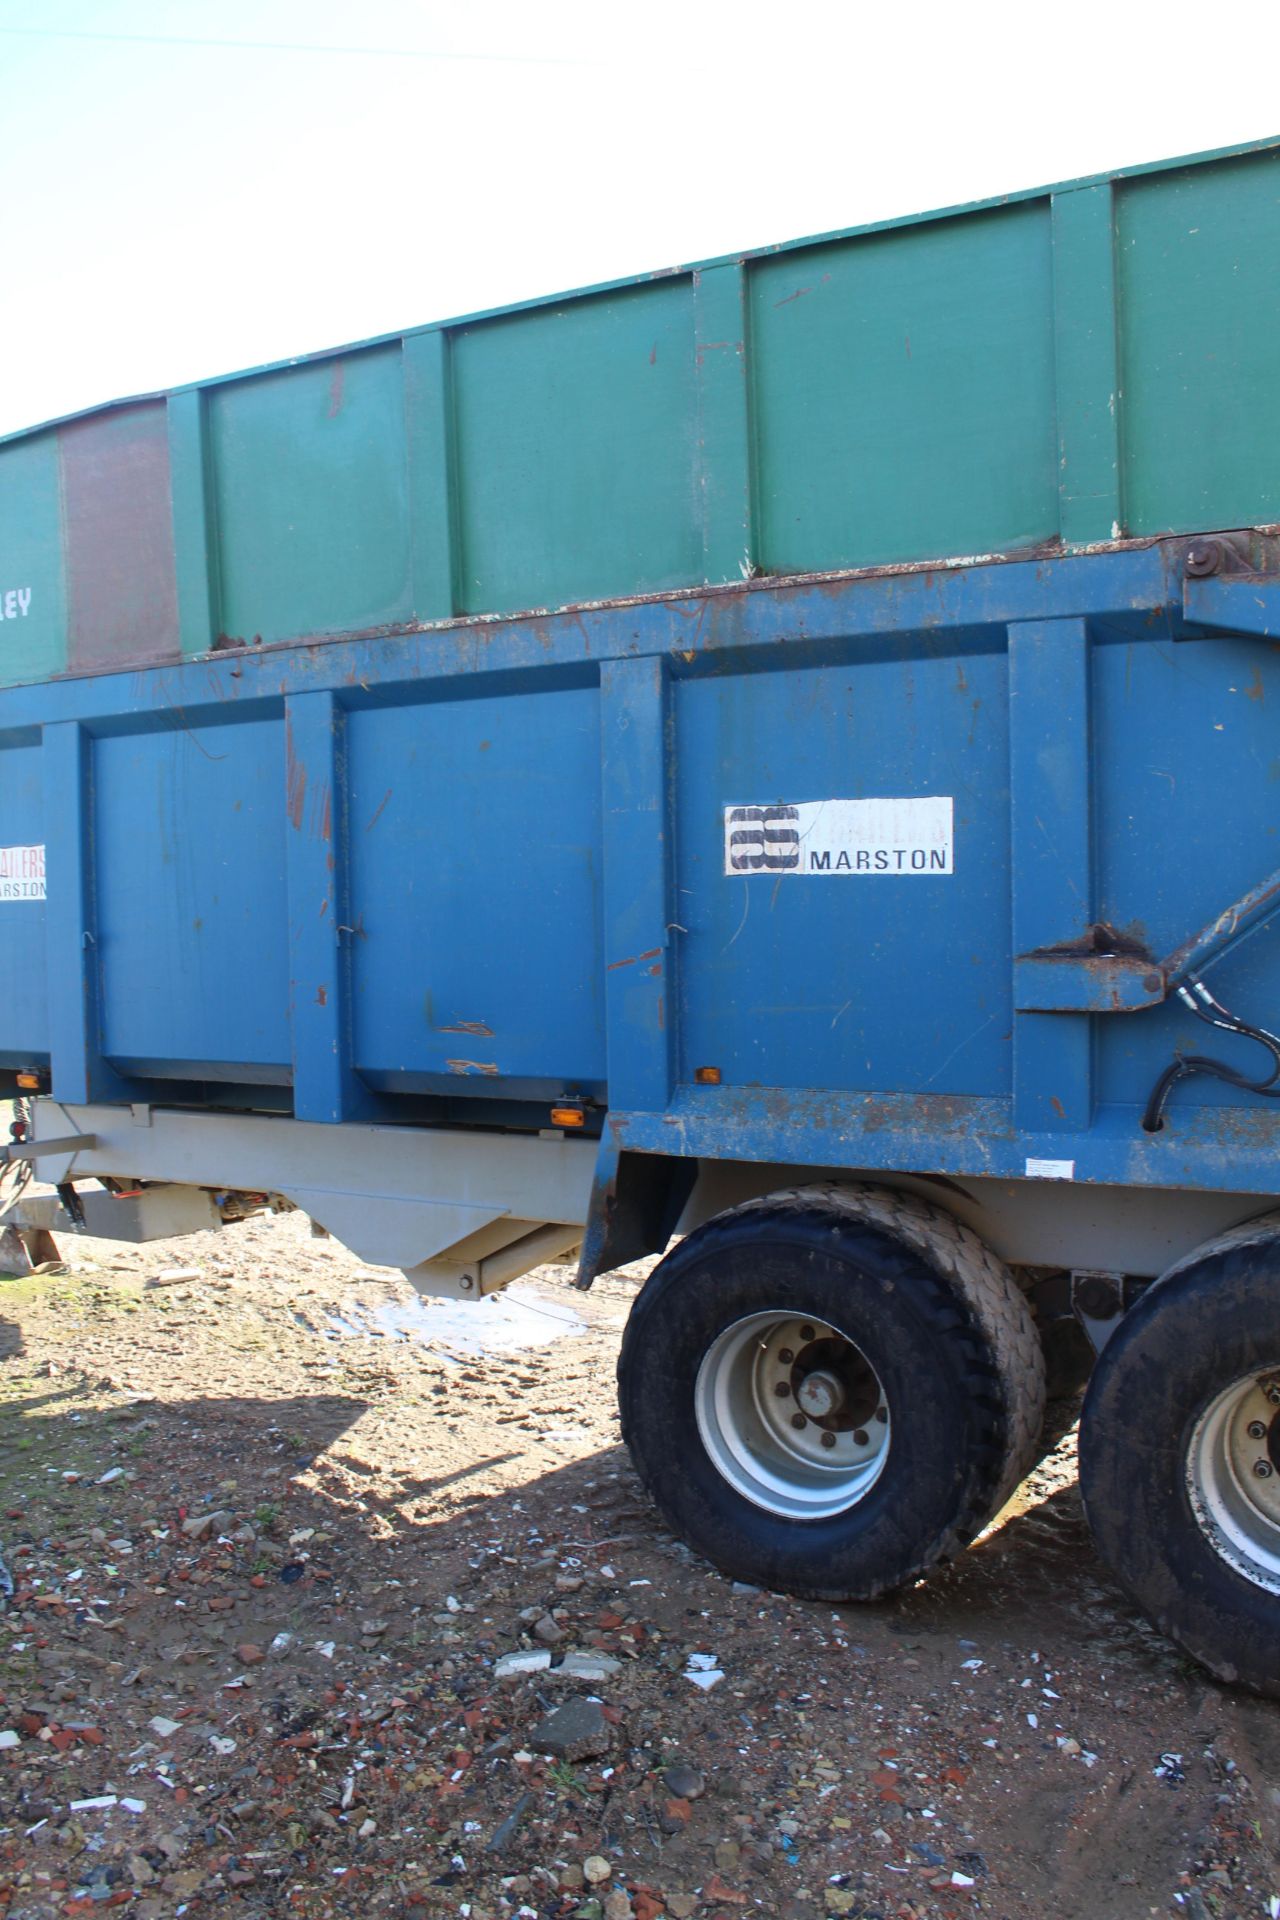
0, 844, 45, 901
723, 798, 953, 876
1025, 1158, 1075, 1181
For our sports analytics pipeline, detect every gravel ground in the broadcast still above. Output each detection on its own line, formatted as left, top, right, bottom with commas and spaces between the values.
1, 1210, 1278, 1920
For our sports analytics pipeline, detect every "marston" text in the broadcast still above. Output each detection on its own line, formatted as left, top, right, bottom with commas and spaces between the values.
809, 848, 949, 871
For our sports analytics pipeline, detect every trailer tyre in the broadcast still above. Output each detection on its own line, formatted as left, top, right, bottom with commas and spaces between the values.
618, 1185, 1045, 1600
1079, 1227, 1280, 1697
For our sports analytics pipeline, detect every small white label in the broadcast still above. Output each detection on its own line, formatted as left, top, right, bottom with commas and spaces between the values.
0, 844, 45, 900
1025, 1158, 1075, 1181
724, 797, 953, 876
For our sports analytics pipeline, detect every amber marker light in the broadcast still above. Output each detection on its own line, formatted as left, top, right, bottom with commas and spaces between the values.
550, 1106, 586, 1128
694, 1066, 722, 1085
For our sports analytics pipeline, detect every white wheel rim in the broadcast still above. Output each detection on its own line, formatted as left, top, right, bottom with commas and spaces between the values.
1186, 1369, 1280, 1593
693, 1311, 890, 1520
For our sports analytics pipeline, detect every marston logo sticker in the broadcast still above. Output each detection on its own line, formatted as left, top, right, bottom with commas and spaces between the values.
0, 844, 46, 901
724, 799, 953, 876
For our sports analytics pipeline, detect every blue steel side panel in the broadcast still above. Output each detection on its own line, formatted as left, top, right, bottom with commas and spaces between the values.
284, 691, 371, 1124
0, 738, 47, 1064
345, 684, 606, 1090
44, 723, 99, 1105
600, 657, 674, 1112
10, 540, 1280, 1198
93, 719, 291, 1077
1093, 629, 1280, 1111
1008, 619, 1093, 1131
672, 643, 1012, 1097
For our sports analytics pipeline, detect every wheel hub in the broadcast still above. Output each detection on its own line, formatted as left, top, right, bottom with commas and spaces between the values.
694, 1312, 891, 1520
796, 1368, 843, 1419
1186, 1368, 1280, 1592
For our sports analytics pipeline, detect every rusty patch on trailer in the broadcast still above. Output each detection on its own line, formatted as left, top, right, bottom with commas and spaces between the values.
446, 1059, 500, 1076
59, 403, 180, 673
284, 713, 307, 830
1022, 922, 1154, 962
606, 948, 662, 973
439, 1021, 495, 1037
328, 360, 345, 417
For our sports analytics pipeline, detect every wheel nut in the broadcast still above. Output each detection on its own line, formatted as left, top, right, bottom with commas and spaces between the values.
1248, 1420, 1267, 1440
875, 1406, 889, 1424
790, 1412, 807, 1430
800, 1325, 816, 1342
774, 1381, 791, 1398
853, 1429, 869, 1446
1254, 1460, 1274, 1479
820, 1431, 837, 1450
778, 1348, 794, 1365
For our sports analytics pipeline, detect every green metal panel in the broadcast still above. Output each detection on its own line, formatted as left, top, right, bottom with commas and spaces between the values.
1117, 149, 1280, 535
451, 284, 699, 615
167, 390, 221, 657
693, 263, 755, 583
0, 434, 66, 685
748, 204, 1058, 575
402, 330, 459, 622
1051, 185, 1123, 545
3, 139, 1280, 690
209, 345, 411, 645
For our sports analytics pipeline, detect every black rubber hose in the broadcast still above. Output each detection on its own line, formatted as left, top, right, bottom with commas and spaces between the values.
1141, 977, 1280, 1131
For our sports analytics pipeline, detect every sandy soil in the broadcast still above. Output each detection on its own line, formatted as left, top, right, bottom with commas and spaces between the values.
1, 1209, 1278, 1920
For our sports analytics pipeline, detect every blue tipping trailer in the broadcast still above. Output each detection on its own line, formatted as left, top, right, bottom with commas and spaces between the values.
4, 130, 1280, 1687
5, 533, 1280, 1689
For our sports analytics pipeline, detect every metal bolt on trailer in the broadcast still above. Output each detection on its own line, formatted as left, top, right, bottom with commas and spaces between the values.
2, 136, 1280, 1692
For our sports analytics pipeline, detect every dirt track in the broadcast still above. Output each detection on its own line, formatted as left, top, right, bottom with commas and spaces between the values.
1, 1211, 1278, 1920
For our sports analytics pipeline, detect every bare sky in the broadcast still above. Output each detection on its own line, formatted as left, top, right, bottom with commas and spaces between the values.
2, 0, 1276, 438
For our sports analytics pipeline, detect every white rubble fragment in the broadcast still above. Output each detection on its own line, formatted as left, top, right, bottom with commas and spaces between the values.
494, 1649, 552, 1680
552, 1651, 622, 1682
684, 1652, 725, 1690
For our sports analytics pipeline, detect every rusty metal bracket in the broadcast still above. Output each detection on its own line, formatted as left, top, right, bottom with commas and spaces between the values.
1014, 950, 1163, 1013
1015, 925, 1164, 1013
1017, 866, 1280, 1015
1183, 569, 1280, 640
